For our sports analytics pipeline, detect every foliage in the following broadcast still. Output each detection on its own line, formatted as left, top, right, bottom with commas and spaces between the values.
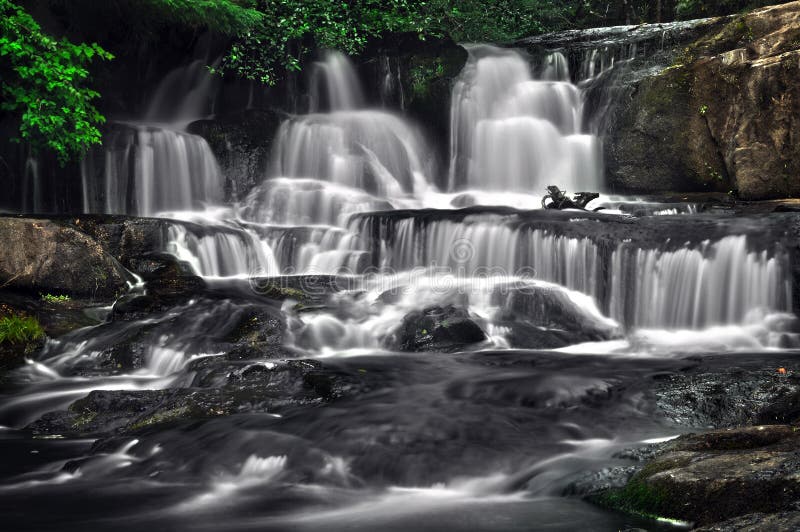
218, 0, 579, 84
219, 1, 425, 84
0, 0, 112, 164
675, 0, 777, 19
133, 0, 263, 36
0, 314, 44, 345
40, 293, 71, 303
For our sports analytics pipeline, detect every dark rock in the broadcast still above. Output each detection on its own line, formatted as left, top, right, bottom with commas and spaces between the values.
0, 217, 132, 300
563, 465, 640, 497
695, 511, 800, 531
656, 367, 800, 427
385, 305, 487, 352
0, 289, 107, 339
110, 254, 204, 321
187, 109, 283, 200
27, 357, 376, 438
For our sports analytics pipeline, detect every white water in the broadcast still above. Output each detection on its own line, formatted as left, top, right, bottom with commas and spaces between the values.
449, 45, 602, 194
271, 111, 431, 197
309, 50, 366, 112
149, 48, 793, 351
81, 126, 224, 216
609, 235, 792, 329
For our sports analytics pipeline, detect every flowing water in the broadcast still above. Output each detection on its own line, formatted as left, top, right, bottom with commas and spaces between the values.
1, 41, 799, 531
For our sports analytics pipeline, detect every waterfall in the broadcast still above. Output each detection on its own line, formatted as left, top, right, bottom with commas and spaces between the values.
309, 50, 366, 112
82, 125, 224, 216
448, 45, 601, 193
609, 236, 792, 329
145, 57, 221, 122
270, 111, 431, 197
240, 178, 392, 227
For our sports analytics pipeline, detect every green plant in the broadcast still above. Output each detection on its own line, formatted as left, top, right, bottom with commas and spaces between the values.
0, 314, 44, 345
699, 104, 709, 116
40, 293, 71, 303
0, 0, 113, 164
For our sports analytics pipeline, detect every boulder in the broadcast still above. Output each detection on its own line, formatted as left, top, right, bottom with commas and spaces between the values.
0, 217, 132, 300
385, 305, 487, 352
606, 2, 800, 199
595, 425, 800, 526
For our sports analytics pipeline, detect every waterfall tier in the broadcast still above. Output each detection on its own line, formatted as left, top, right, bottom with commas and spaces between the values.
449, 45, 602, 194
81, 125, 224, 216
270, 111, 432, 197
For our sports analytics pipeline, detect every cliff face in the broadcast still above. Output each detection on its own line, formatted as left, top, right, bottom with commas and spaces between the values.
606, 1, 800, 199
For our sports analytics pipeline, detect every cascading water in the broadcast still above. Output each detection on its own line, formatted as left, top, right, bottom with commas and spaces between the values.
270, 111, 430, 196
81, 125, 224, 216
448, 45, 601, 194
609, 235, 792, 329
80, 51, 226, 217
167, 50, 435, 279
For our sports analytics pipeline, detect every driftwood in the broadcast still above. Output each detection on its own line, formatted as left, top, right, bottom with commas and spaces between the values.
541, 186, 599, 210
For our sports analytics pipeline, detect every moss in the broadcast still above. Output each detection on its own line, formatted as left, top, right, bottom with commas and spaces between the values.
129, 406, 191, 431
251, 282, 307, 301
592, 454, 694, 521
71, 410, 97, 428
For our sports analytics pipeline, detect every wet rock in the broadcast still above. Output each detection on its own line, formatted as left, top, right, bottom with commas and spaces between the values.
110, 254, 204, 321
68, 216, 169, 272
188, 109, 282, 199
695, 511, 800, 531
563, 465, 640, 497
28, 390, 174, 437
490, 282, 620, 347
594, 424, 800, 526
385, 305, 487, 352
28, 357, 373, 438
0, 333, 44, 373
657, 367, 800, 427
0, 289, 106, 339
0, 217, 132, 300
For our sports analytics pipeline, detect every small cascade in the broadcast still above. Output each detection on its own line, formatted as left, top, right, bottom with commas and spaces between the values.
270, 50, 433, 199
22, 156, 42, 213
448, 45, 601, 193
609, 236, 792, 329
349, 215, 602, 298
289, 274, 617, 356
345, 212, 793, 332
241, 178, 392, 227
81, 125, 224, 216
270, 111, 431, 197
166, 223, 279, 278
309, 50, 366, 112
145, 57, 221, 122
265, 225, 367, 274
173, 49, 437, 277
539, 51, 570, 81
